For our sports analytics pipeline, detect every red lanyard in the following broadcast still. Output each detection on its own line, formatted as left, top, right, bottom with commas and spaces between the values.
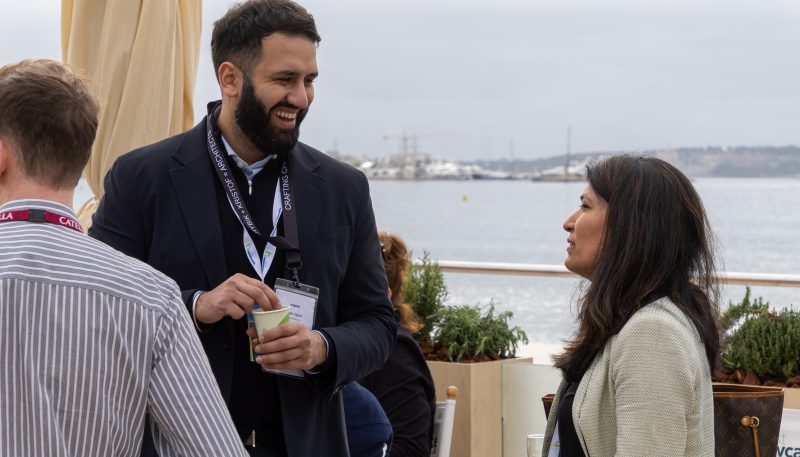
0, 209, 83, 233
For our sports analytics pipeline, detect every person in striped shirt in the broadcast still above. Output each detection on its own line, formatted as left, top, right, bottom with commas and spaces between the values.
0, 59, 248, 456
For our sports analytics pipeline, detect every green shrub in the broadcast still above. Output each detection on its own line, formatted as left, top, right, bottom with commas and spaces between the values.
721, 287, 800, 379
434, 302, 529, 363
404, 252, 448, 343
403, 252, 529, 362
718, 286, 771, 337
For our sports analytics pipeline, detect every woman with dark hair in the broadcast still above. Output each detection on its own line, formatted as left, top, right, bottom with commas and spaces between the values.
542, 155, 719, 456
359, 231, 436, 457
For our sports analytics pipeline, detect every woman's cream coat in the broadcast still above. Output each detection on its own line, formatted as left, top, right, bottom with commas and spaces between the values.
542, 298, 714, 456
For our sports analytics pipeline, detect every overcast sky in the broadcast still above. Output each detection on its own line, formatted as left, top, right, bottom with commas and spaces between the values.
2, 0, 798, 160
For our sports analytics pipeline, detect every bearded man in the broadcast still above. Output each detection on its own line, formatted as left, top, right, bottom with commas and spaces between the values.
90, 2, 396, 456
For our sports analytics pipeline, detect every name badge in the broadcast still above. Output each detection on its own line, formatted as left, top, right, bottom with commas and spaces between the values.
261, 278, 320, 378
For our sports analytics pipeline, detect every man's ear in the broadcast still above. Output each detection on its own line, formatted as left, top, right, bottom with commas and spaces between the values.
218, 62, 243, 98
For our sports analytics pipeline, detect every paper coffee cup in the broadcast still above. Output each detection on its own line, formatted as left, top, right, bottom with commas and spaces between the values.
252, 307, 290, 336
527, 433, 545, 457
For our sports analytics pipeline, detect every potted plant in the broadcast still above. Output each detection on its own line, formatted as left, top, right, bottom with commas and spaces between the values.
405, 253, 530, 457
715, 287, 800, 408
428, 302, 529, 363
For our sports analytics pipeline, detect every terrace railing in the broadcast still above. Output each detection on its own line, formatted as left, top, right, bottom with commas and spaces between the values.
422, 260, 800, 288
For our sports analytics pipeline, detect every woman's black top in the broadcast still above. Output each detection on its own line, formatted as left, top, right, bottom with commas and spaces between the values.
556, 381, 586, 457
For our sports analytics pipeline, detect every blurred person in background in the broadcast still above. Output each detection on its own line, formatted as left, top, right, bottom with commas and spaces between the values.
358, 231, 436, 457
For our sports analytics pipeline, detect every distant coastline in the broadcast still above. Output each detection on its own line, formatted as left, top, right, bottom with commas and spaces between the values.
331, 145, 800, 180
469, 145, 800, 179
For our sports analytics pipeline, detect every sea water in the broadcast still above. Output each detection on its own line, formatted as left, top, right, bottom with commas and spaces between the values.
369, 178, 799, 362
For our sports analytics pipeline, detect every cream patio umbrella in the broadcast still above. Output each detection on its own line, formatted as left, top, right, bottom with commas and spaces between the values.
61, 0, 202, 230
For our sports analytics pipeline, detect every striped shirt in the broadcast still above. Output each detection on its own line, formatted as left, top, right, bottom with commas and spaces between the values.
0, 199, 247, 457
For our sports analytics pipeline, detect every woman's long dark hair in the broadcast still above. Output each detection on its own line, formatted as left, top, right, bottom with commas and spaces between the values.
553, 155, 720, 382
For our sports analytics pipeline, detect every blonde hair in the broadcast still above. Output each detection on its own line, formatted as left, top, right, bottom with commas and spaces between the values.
379, 231, 423, 333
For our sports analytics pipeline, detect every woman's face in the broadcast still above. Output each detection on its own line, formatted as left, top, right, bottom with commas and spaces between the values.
563, 185, 608, 279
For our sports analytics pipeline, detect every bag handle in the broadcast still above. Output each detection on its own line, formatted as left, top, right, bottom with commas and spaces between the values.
741, 415, 761, 457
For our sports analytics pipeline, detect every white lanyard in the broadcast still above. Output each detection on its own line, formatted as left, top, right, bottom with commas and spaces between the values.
238, 180, 282, 282
548, 425, 560, 457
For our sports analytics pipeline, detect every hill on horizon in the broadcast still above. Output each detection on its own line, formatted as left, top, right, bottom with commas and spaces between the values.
469, 145, 800, 178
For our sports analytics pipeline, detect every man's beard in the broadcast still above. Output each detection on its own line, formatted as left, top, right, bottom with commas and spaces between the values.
234, 76, 307, 159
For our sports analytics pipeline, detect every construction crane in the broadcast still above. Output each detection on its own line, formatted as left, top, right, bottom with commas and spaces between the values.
382, 132, 463, 155
382, 132, 417, 155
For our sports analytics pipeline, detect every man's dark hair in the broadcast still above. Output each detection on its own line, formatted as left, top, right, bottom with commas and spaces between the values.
0, 59, 98, 189
211, 0, 321, 78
